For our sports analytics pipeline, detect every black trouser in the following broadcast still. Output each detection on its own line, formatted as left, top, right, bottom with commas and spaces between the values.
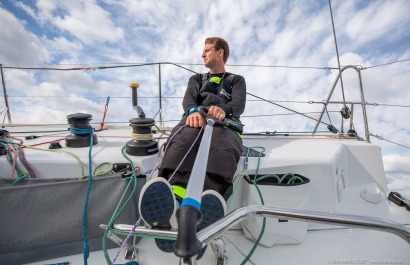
158, 124, 242, 201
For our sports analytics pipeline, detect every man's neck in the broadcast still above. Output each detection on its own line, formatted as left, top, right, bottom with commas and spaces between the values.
209, 65, 225, 74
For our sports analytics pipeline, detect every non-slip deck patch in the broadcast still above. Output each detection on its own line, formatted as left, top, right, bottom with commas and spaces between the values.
241, 146, 265, 157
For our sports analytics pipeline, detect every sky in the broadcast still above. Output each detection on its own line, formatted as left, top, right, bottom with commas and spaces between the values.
0, 0, 409, 195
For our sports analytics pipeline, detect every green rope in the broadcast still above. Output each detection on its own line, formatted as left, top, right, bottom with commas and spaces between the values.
240, 146, 266, 265
227, 172, 248, 209
286, 174, 303, 184
11, 175, 28, 186
225, 146, 267, 265
102, 145, 139, 265
255, 173, 304, 185
255, 174, 282, 183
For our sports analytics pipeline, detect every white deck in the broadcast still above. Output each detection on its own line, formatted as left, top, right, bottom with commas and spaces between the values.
1, 125, 409, 265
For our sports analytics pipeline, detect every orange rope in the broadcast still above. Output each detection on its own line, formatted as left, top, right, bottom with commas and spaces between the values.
7, 143, 18, 179
9, 136, 36, 177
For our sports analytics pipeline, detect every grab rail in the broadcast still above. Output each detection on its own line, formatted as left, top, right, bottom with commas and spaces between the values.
198, 205, 410, 246
312, 65, 371, 142
103, 205, 410, 246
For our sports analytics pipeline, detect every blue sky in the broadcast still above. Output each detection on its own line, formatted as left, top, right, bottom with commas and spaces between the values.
1, 0, 410, 194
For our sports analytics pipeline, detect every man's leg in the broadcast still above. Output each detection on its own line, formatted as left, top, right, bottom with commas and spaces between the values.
158, 126, 203, 201
205, 127, 242, 200
139, 177, 177, 252
196, 189, 226, 259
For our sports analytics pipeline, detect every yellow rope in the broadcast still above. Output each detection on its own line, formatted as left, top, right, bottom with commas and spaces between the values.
23, 145, 85, 179
93, 162, 114, 176
131, 133, 153, 141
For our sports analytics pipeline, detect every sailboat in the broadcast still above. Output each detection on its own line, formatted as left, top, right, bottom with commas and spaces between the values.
1, 2, 410, 264
0, 60, 409, 265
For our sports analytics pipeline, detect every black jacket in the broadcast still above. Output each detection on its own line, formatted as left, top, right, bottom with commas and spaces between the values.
182, 72, 246, 120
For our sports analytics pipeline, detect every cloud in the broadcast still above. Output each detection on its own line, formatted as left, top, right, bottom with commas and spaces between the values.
14, 1, 37, 19
0, 7, 50, 65
34, 0, 124, 45
386, 173, 410, 197
1, 0, 410, 180
343, 1, 410, 47
383, 154, 410, 174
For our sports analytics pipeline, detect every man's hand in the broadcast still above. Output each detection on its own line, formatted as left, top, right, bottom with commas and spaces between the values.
186, 112, 205, 127
207, 106, 226, 121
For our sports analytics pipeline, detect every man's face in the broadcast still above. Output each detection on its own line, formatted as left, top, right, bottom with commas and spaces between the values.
202, 43, 223, 68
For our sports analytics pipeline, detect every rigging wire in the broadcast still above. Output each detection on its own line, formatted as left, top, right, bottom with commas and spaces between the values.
328, 0, 347, 108
372, 103, 410, 108
2, 57, 410, 150
247, 92, 330, 126
369, 133, 410, 150
363, 58, 410, 70
4, 94, 410, 108
2, 58, 409, 71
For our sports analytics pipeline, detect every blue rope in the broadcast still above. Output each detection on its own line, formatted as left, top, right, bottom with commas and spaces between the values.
79, 126, 94, 265
12, 143, 34, 178
70, 125, 94, 135
0, 142, 22, 178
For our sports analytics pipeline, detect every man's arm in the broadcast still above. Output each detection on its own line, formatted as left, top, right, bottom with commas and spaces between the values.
183, 74, 206, 127
183, 74, 201, 114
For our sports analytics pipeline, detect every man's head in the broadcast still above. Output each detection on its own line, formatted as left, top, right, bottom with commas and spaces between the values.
205, 37, 230, 63
202, 37, 229, 71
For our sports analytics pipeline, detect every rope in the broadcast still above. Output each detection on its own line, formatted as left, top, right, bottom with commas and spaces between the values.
93, 162, 114, 176
110, 140, 171, 264
70, 125, 94, 135
226, 146, 267, 264
102, 146, 139, 265
129, 122, 156, 142
1, 138, 86, 179
167, 126, 203, 183
22, 144, 86, 178
100, 96, 110, 130
5, 143, 21, 178
241, 146, 266, 265
25, 137, 66, 147
111, 218, 142, 264
254, 173, 303, 185
13, 143, 36, 178
241, 180, 266, 265
11, 175, 28, 186
103, 125, 205, 264
81, 126, 94, 265
0, 142, 15, 178
131, 133, 153, 141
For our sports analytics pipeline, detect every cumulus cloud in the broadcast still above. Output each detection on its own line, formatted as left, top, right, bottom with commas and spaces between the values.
383, 154, 410, 174
0, 8, 50, 65
34, 0, 124, 45
1, 0, 410, 181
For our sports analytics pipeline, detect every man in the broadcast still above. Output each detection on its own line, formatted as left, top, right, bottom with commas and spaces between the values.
138, 37, 246, 257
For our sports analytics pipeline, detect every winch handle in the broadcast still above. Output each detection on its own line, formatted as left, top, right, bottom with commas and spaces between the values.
199, 106, 244, 134
198, 106, 229, 127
